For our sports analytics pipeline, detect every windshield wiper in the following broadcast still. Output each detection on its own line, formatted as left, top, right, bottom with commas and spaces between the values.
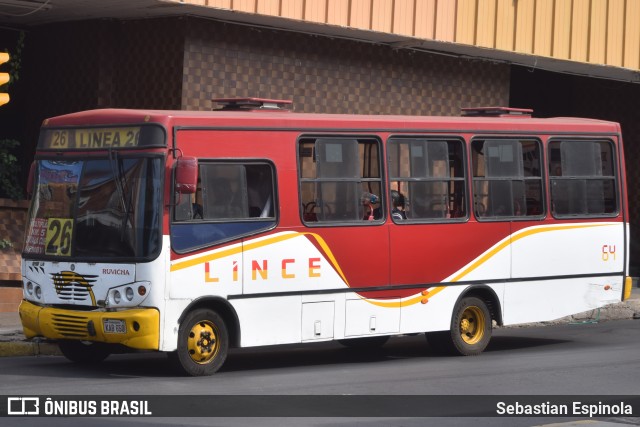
108, 149, 133, 241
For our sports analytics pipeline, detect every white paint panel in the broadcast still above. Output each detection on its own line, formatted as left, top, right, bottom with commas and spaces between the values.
344, 298, 400, 336
503, 276, 623, 324
303, 293, 346, 339
302, 301, 335, 341
233, 295, 302, 347
511, 223, 624, 278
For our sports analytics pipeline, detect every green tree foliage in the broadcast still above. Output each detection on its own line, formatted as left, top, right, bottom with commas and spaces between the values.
0, 139, 22, 199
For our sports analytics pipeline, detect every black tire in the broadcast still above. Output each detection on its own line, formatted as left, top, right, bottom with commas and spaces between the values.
58, 340, 111, 363
338, 336, 390, 348
426, 296, 491, 356
171, 309, 229, 376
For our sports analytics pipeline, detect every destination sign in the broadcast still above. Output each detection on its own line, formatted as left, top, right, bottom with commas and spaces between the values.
40, 127, 142, 150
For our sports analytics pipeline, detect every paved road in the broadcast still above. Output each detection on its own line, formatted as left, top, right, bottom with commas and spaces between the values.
1, 319, 640, 426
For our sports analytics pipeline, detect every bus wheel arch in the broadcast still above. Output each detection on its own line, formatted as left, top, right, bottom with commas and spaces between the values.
458, 285, 503, 327
170, 298, 241, 376
426, 286, 501, 356
178, 297, 241, 348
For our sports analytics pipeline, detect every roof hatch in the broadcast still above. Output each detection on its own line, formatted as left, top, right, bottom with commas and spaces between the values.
461, 107, 533, 118
212, 97, 292, 111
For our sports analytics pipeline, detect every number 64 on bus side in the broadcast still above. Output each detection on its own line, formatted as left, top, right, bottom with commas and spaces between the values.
602, 245, 617, 261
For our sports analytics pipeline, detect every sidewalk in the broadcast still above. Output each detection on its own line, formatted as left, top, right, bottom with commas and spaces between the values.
0, 311, 61, 357
1, 287, 639, 358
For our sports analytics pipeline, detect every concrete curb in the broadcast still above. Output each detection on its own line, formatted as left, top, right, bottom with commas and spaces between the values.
0, 339, 61, 357
504, 298, 640, 329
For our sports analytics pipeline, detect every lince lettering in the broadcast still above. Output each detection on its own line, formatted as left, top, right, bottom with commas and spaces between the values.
204, 257, 322, 283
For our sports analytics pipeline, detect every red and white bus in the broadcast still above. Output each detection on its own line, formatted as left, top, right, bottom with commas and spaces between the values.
20, 99, 633, 375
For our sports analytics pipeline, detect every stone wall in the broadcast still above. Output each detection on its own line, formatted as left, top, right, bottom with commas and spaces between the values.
0, 198, 28, 282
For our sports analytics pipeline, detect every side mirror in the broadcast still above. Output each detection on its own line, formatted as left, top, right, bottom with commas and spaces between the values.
175, 156, 197, 194
26, 161, 35, 198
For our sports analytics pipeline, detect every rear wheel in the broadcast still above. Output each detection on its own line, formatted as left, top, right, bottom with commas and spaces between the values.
58, 340, 111, 363
170, 309, 229, 376
426, 296, 491, 356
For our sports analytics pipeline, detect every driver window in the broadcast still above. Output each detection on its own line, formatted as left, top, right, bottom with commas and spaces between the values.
172, 160, 277, 253
175, 162, 275, 222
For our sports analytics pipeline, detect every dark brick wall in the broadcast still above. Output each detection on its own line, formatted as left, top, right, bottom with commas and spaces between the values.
19, 18, 185, 167
12, 16, 510, 183
182, 19, 510, 114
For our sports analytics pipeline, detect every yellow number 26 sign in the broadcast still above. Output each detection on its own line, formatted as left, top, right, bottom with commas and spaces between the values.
45, 218, 73, 256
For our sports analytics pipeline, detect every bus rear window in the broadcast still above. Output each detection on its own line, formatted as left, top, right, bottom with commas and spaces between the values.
549, 140, 617, 217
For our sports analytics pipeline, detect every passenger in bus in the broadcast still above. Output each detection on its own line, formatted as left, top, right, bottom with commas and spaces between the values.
246, 166, 273, 217
391, 190, 407, 220
361, 192, 380, 220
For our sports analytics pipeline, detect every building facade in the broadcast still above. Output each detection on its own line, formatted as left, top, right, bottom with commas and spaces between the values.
0, 0, 639, 290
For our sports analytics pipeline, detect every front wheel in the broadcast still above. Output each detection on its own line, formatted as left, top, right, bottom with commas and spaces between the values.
426, 296, 491, 356
170, 309, 229, 376
58, 340, 111, 363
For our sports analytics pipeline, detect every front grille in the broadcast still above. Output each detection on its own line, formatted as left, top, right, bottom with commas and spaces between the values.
50, 271, 98, 304
51, 313, 90, 338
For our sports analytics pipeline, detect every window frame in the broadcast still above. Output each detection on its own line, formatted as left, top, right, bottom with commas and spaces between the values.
170, 158, 279, 254
387, 135, 469, 224
470, 136, 546, 221
297, 134, 385, 226
547, 138, 619, 219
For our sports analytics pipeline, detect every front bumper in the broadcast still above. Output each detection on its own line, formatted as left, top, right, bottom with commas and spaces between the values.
19, 300, 160, 351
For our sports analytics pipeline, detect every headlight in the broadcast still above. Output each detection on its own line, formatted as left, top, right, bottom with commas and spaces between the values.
35, 286, 42, 299
106, 281, 150, 307
26, 282, 33, 295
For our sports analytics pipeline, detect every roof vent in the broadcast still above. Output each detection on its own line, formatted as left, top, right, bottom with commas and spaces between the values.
213, 97, 292, 111
461, 107, 533, 118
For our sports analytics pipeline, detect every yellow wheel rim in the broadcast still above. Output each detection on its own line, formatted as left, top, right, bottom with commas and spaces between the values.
459, 306, 485, 345
187, 320, 220, 364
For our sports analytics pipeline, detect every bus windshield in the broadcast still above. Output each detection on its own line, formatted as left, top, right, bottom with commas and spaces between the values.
23, 156, 163, 260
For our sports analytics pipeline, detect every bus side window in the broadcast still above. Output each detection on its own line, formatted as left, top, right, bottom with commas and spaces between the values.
299, 137, 382, 223
471, 138, 543, 220
388, 138, 467, 221
549, 140, 617, 217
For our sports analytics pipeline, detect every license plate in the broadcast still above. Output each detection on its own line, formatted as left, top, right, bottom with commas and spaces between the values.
103, 319, 126, 334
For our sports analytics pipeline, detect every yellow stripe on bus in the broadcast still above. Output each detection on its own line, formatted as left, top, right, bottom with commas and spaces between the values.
170, 223, 616, 308
365, 223, 616, 308
450, 223, 612, 282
